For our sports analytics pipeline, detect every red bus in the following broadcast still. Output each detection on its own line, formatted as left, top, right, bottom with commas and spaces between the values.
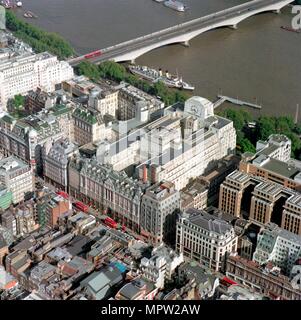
84, 50, 102, 60
220, 276, 238, 287
104, 217, 117, 229
74, 201, 89, 213
56, 191, 69, 200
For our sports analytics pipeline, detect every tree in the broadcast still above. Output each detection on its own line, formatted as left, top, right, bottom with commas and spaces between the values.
76, 60, 189, 106
98, 61, 126, 81
12, 94, 25, 109
125, 74, 139, 87
6, 11, 74, 59
77, 61, 100, 81
285, 132, 301, 158
275, 116, 295, 134
175, 91, 189, 103
294, 124, 301, 135
219, 108, 252, 131
256, 116, 276, 140
240, 137, 256, 153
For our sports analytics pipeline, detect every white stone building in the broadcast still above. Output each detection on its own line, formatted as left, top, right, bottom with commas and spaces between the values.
0, 51, 73, 110
0, 156, 34, 204
96, 96, 236, 191
255, 134, 291, 163
140, 245, 184, 289
176, 208, 238, 272
88, 87, 119, 117
253, 222, 301, 275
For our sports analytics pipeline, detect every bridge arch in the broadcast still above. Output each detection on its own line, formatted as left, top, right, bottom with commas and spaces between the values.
111, 0, 292, 63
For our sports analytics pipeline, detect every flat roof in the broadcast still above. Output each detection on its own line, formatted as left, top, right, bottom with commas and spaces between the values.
257, 144, 279, 157
261, 158, 300, 180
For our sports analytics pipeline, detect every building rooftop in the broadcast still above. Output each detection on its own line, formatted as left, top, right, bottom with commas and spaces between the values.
228, 170, 251, 184
23, 291, 49, 300
67, 256, 94, 274
117, 82, 163, 106
261, 158, 300, 180
46, 247, 72, 263
220, 285, 264, 300
73, 107, 99, 125
179, 261, 216, 285
88, 235, 114, 258
286, 194, 301, 208
30, 261, 56, 282
0, 50, 56, 72
145, 181, 177, 200
0, 266, 17, 290
183, 208, 234, 235
117, 278, 155, 300
46, 138, 78, 165
257, 144, 279, 158
0, 156, 29, 175
70, 158, 145, 199
261, 223, 301, 245
66, 234, 93, 257
80, 266, 123, 300
12, 235, 36, 251
255, 181, 283, 195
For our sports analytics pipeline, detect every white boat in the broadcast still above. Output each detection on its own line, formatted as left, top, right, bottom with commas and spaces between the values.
153, 0, 165, 2
129, 65, 194, 91
164, 0, 185, 12
16, 1, 22, 7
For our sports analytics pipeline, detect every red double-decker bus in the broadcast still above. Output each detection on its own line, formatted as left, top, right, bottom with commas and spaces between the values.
56, 191, 69, 200
220, 276, 238, 287
84, 50, 102, 60
104, 217, 117, 229
74, 201, 89, 213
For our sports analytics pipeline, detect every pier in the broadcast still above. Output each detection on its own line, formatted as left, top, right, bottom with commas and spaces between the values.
213, 96, 227, 109
217, 95, 262, 109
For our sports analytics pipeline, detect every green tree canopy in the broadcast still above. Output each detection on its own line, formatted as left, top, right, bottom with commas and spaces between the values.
219, 108, 301, 158
12, 94, 25, 109
239, 137, 256, 154
77, 61, 189, 106
6, 11, 74, 59
255, 116, 276, 140
219, 108, 252, 131
77, 61, 100, 81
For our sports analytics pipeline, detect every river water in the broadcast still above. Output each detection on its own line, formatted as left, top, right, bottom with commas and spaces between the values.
16, 0, 301, 120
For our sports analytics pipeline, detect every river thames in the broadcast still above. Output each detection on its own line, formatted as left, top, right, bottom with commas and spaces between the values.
17, 0, 301, 120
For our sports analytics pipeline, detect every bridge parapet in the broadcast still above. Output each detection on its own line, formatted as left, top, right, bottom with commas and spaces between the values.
100, 0, 289, 55
69, 0, 293, 65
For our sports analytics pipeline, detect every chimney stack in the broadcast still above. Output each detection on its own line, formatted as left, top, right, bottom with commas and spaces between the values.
143, 164, 148, 184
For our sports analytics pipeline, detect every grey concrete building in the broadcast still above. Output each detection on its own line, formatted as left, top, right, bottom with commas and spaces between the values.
43, 138, 78, 191
140, 181, 180, 246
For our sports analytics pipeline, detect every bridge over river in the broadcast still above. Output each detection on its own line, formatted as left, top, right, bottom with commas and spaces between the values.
68, 0, 293, 65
